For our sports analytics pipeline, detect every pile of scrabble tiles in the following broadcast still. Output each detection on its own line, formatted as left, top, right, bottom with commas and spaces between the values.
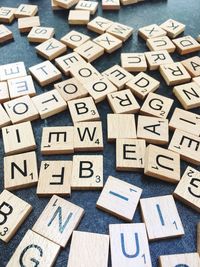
0, 1, 200, 266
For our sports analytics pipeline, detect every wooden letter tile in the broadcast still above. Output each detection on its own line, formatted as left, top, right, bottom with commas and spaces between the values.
68, 10, 90, 25
71, 155, 103, 190
2, 121, 36, 155
138, 24, 167, 41
0, 24, 13, 43
74, 121, 103, 151
18, 16, 40, 33
32, 89, 67, 119
37, 161, 72, 196
28, 26, 55, 43
36, 38, 67, 61
0, 104, 11, 128
87, 16, 113, 34
172, 35, 200, 55
4, 95, 39, 124
144, 144, 180, 183
140, 92, 174, 119
67, 231, 109, 267
6, 230, 60, 267
116, 139, 146, 171
14, 4, 38, 18
126, 72, 160, 99
193, 76, 200, 86
32, 195, 84, 247
94, 33, 122, 53
140, 195, 184, 240
181, 56, 200, 77
41, 126, 74, 154
121, 53, 147, 72
0, 7, 16, 24
29, 60, 61, 87
159, 253, 200, 267
168, 129, 200, 165
106, 22, 133, 41
0, 82, 10, 103
102, 64, 133, 90
4, 151, 38, 190
145, 50, 174, 70
97, 176, 142, 221
107, 89, 140, 114
54, 0, 79, 9
75, 1, 98, 14
61, 30, 90, 49
169, 108, 200, 137
68, 96, 100, 123
146, 36, 176, 53
160, 19, 185, 38
174, 166, 200, 212
109, 223, 152, 267
102, 0, 120, 10
107, 114, 137, 141
0, 62, 27, 81
159, 62, 191, 86
137, 115, 169, 144
0, 190, 32, 243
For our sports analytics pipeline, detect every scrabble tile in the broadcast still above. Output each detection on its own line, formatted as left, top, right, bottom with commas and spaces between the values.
181, 56, 200, 77
146, 36, 176, 53
41, 126, 74, 155
29, 60, 62, 86
32, 195, 84, 247
140, 195, 184, 240
2, 121, 36, 155
193, 76, 200, 86
159, 62, 191, 86
159, 253, 200, 267
102, 0, 120, 10
67, 231, 109, 267
61, 30, 90, 49
172, 35, 200, 55
54, 78, 88, 102
107, 89, 140, 114
74, 121, 103, 151
0, 62, 27, 81
70, 62, 102, 84
4, 151, 38, 190
121, 53, 147, 72
173, 82, 200, 110
68, 96, 100, 123
0, 190, 32, 243
144, 144, 180, 183
107, 114, 137, 141
138, 24, 167, 41
145, 50, 173, 71
116, 139, 146, 171
106, 22, 133, 41
0, 24, 13, 43
0, 104, 11, 128
140, 92, 174, 119
32, 89, 67, 119
97, 176, 142, 221
18, 16, 40, 33
160, 19, 185, 38
71, 155, 103, 190
174, 166, 200, 212
36, 38, 67, 61
4, 95, 39, 124
14, 4, 38, 18
37, 161, 72, 196
68, 10, 90, 25
94, 33, 122, 53
0, 82, 10, 103
28, 26, 55, 43
0, 7, 16, 23
87, 16, 113, 34
75, 1, 98, 14
74, 40, 104, 62
137, 115, 169, 145
55, 52, 86, 75
126, 72, 160, 99
54, 0, 79, 9
168, 129, 200, 165
102, 65, 133, 90
7, 75, 36, 99
51, 0, 63, 10
109, 223, 152, 267
169, 108, 200, 137
84, 76, 117, 103
7, 230, 60, 267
